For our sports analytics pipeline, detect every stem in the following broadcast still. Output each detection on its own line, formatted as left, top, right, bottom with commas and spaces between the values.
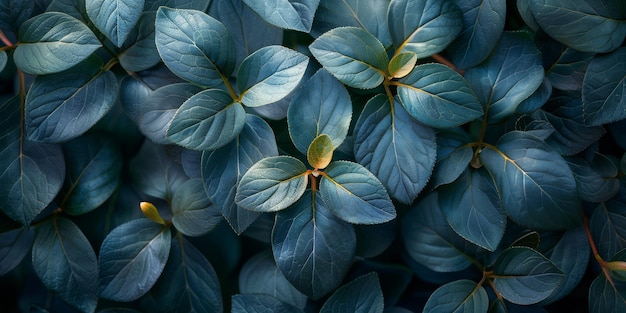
431, 53, 463, 74
0, 30, 13, 47
583, 212, 620, 288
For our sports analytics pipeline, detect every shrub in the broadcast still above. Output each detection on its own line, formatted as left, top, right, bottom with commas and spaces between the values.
1, 0, 625, 312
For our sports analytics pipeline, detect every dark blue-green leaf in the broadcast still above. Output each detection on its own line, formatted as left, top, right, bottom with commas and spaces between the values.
0, 227, 33, 275
567, 153, 619, 203
431, 128, 473, 188
590, 195, 626, 261
423, 280, 489, 313
241, 0, 319, 32
589, 273, 626, 313
320, 272, 384, 313
543, 44, 594, 91
582, 47, 626, 126
171, 178, 222, 237
86, 0, 144, 47
0, 0, 34, 32
0, 51, 6, 72
516, 78, 552, 114
99, 218, 171, 302
129, 141, 188, 200
144, 0, 209, 11
231, 294, 304, 313
119, 12, 160, 72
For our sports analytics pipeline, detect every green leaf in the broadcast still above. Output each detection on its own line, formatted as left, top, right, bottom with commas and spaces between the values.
0, 227, 33, 276
388, 0, 462, 58
236, 156, 308, 212
309, 27, 387, 89
307, 134, 334, 170
529, 0, 626, 53
241, 0, 319, 32
0, 0, 34, 32
320, 272, 384, 313
582, 47, 626, 126
33, 217, 98, 313
167, 89, 246, 150
232, 294, 304, 313
86, 0, 144, 47
171, 178, 223, 237
589, 273, 626, 313
14, 12, 101, 75
353, 94, 436, 204
388, 52, 417, 79
423, 280, 489, 313
320, 161, 396, 224
155, 7, 236, 87
25, 55, 117, 143
480, 131, 581, 230
128, 141, 188, 201
61, 134, 122, 215
237, 45, 309, 107
272, 190, 356, 299
119, 12, 160, 72
398, 63, 483, 128
492, 247, 564, 305
99, 218, 171, 302
465, 31, 544, 123
431, 128, 473, 189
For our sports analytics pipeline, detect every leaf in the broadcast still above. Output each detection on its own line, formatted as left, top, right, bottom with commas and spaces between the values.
236, 156, 308, 212
542, 41, 594, 91
272, 190, 356, 299
86, 0, 144, 47
464, 31, 544, 123
423, 280, 489, 313
99, 218, 171, 302
307, 135, 334, 170
119, 12, 160, 72
387, 0, 462, 58
479, 131, 581, 230
167, 89, 246, 150
590, 195, 626, 261
397, 63, 483, 128
320, 161, 396, 224
287, 68, 352, 155
155, 7, 236, 87
241, 0, 319, 32
582, 47, 626, 125
232, 294, 304, 313
320, 272, 384, 313
516, 78, 552, 114
171, 178, 222, 237
32, 217, 99, 313
0, 227, 34, 276
0, 0, 34, 32
237, 45, 309, 107
589, 273, 626, 313
388, 52, 417, 79
353, 94, 436, 204
528, 0, 626, 53
492, 247, 564, 305
61, 134, 122, 215
202, 114, 278, 234
14, 12, 101, 75
150, 236, 223, 313
144, 0, 209, 11
309, 27, 387, 89
25, 55, 117, 143
128, 140, 188, 200
566, 153, 620, 203
140, 201, 167, 225
430, 128, 473, 189
0, 51, 6, 72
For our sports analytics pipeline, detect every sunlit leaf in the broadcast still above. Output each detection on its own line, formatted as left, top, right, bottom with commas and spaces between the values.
307, 134, 334, 170
86, 0, 144, 47
241, 0, 319, 32
388, 52, 417, 78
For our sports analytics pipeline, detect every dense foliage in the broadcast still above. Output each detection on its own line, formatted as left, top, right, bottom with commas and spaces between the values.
1, 0, 625, 312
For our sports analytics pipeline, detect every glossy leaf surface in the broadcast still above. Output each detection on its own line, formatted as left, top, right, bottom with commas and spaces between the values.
320, 272, 384, 313
241, 0, 319, 32
582, 47, 626, 126
423, 280, 488, 313
171, 178, 222, 237
86, 0, 144, 47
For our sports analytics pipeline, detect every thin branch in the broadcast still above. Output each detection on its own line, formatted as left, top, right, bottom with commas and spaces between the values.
431, 53, 463, 75
0, 30, 13, 47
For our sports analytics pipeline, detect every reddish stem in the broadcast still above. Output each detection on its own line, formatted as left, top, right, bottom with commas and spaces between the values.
0, 30, 13, 47
432, 53, 463, 75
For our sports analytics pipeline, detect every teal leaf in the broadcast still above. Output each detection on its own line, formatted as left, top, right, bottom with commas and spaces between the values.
480, 131, 581, 230
589, 273, 626, 313
309, 27, 387, 89
388, 0, 462, 58
46, 0, 88, 22
237, 45, 309, 107
439, 168, 506, 251
398, 63, 483, 128
236, 156, 308, 212
353, 94, 436, 204
144, 0, 210, 11
528, 0, 626, 53
61, 134, 122, 215
320, 272, 384, 313
155, 7, 236, 87
447, 0, 506, 69
516, 78, 552, 114
33, 217, 98, 313
151, 236, 223, 313
590, 194, 626, 261
14, 12, 101, 75
543, 43, 594, 91
25, 55, 117, 143
99, 218, 171, 302
86, 0, 144, 47
423, 280, 489, 313
492, 247, 564, 305
241, 0, 319, 32
465, 31, 544, 123
119, 12, 160, 72
582, 47, 626, 126
272, 190, 356, 299
232, 294, 304, 313
0, 0, 34, 32
129, 140, 188, 200
0, 51, 6, 72
566, 153, 620, 203
288, 69, 352, 155
431, 128, 473, 189
202, 114, 278, 234
320, 161, 396, 224
171, 178, 223, 237
167, 89, 246, 150
0, 227, 33, 276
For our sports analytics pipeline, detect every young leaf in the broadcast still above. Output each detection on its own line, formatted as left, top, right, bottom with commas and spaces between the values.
0, 0, 34, 32
353, 95, 436, 204
237, 45, 309, 107
309, 27, 388, 89
320, 272, 384, 313
307, 134, 334, 170
14, 12, 101, 75
232, 294, 304, 313
236, 156, 308, 212
589, 273, 626, 313
33, 217, 99, 313
119, 12, 160, 72
397, 63, 483, 128
320, 161, 396, 224
423, 280, 489, 313
167, 89, 246, 150
155, 7, 236, 87
241, 0, 319, 32
387, 0, 462, 58
272, 190, 356, 299
388, 52, 417, 79
140, 201, 167, 225
86, 0, 144, 47
171, 178, 223, 237
99, 218, 171, 302
582, 47, 626, 126
0, 228, 34, 276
